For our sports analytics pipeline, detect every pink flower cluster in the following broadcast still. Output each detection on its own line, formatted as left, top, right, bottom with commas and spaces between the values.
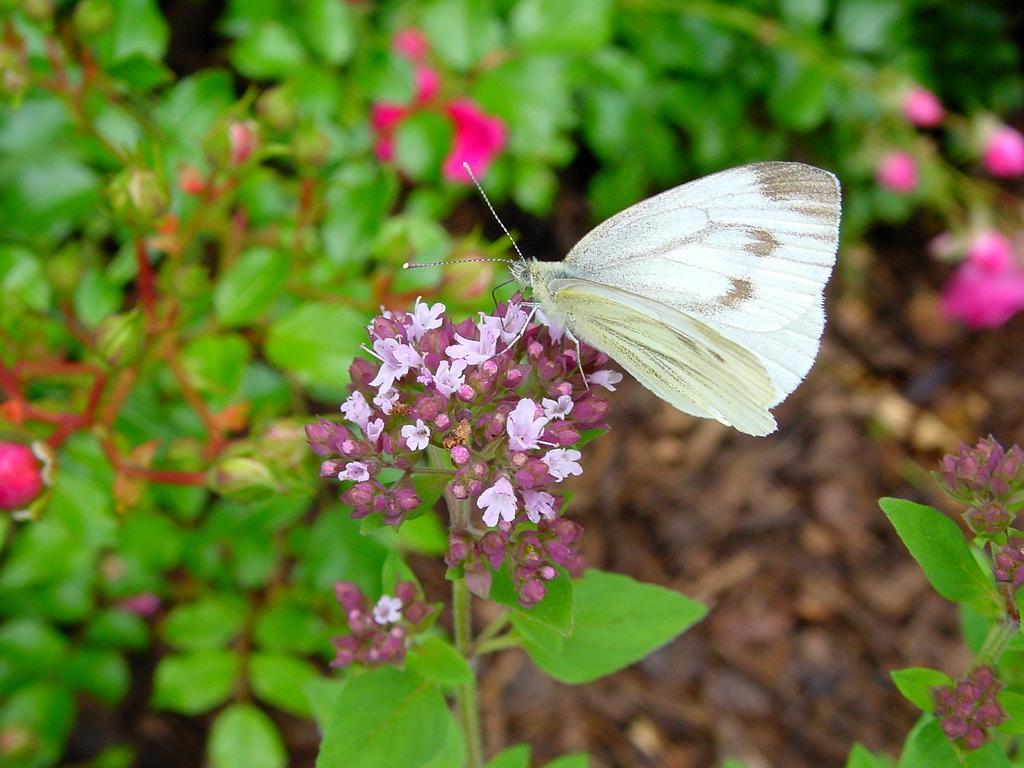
941, 231, 1024, 329
876, 150, 918, 194
308, 296, 617, 607
937, 435, 1024, 536
331, 580, 435, 668
983, 125, 1024, 178
371, 28, 506, 183
993, 536, 1024, 590
0, 442, 42, 510
932, 666, 1006, 750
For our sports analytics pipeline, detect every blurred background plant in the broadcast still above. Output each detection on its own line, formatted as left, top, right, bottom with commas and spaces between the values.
0, 0, 1022, 766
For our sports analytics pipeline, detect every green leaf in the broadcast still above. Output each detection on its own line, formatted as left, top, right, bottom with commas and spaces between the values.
896, 716, 958, 768
304, 676, 347, 729
964, 743, 1012, 768
486, 744, 530, 768
511, 0, 613, 53
265, 303, 368, 394
381, 550, 419, 595
152, 651, 238, 714
74, 267, 123, 329
83, 610, 149, 650
514, 569, 706, 684
407, 638, 473, 687
181, 334, 251, 400
209, 704, 286, 768
879, 498, 1002, 615
316, 667, 448, 768
254, 602, 331, 657
997, 689, 1024, 734
395, 111, 453, 183
249, 652, 319, 717
835, 0, 903, 53
321, 173, 397, 266
0, 245, 51, 311
0, 682, 75, 768
231, 22, 308, 79
890, 668, 951, 712
781, 0, 829, 26
0, 619, 69, 694
492, 564, 574, 636
422, 712, 465, 768
106, 54, 173, 90
215, 247, 289, 326
299, 0, 355, 64
63, 648, 130, 704
395, 511, 449, 556
421, 0, 502, 71
160, 594, 248, 652
767, 55, 830, 131
545, 754, 588, 768
845, 743, 887, 768
93, 0, 170, 64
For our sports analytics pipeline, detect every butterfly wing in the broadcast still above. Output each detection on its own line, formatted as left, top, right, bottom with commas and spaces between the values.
564, 162, 840, 335
560, 161, 839, 406
547, 277, 778, 436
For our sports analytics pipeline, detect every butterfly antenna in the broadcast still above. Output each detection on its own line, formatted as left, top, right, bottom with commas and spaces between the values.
402, 257, 516, 269
462, 161, 526, 263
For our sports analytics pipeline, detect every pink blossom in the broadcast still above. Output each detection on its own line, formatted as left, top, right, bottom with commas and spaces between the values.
408, 297, 446, 341
542, 395, 574, 421
507, 398, 549, 451
587, 369, 623, 391
523, 490, 557, 523
338, 461, 371, 482
446, 320, 500, 365
341, 391, 372, 429
876, 151, 918, 193
942, 261, 1024, 329
394, 28, 429, 61
373, 388, 399, 415
478, 476, 518, 527
369, 337, 421, 393
442, 99, 507, 183
365, 418, 384, 446
966, 231, 1014, 273
373, 595, 403, 625
432, 359, 467, 398
542, 448, 583, 482
902, 87, 944, 128
0, 442, 42, 509
983, 126, 1024, 178
401, 419, 431, 451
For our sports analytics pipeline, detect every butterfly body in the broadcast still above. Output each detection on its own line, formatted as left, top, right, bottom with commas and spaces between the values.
514, 161, 841, 437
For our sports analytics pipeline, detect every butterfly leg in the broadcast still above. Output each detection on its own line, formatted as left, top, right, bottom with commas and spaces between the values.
562, 327, 589, 389
501, 303, 539, 351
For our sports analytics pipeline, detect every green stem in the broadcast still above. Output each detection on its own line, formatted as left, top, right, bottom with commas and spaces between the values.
453, 577, 485, 768
475, 632, 522, 657
976, 616, 1019, 667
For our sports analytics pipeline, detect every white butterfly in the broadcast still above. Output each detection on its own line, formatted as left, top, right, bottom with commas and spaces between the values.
509, 162, 841, 436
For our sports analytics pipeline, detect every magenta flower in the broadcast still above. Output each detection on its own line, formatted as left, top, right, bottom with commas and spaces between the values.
982, 125, 1024, 178
932, 666, 1006, 751
228, 120, 258, 165
118, 593, 161, 617
408, 296, 446, 341
393, 28, 429, 62
338, 461, 371, 482
369, 337, 422, 393
341, 390, 372, 429
941, 260, 1024, 329
0, 442, 43, 510
876, 151, 918, 193
330, 581, 435, 668
442, 99, 507, 183
902, 86, 944, 128
966, 231, 1014, 273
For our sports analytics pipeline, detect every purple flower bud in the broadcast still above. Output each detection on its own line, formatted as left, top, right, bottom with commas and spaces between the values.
941, 717, 969, 739
435, 413, 451, 430
405, 601, 431, 623
342, 481, 377, 518
372, 316, 404, 340
539, 565, 556, 580
334, 581, 365, 612
320, 460, 343, 477
395, 581, 417, 605
446, 534, 471, 567
464, 561, 492, 598
480, 531, 506, 570
419, 328, 449, 356
306, 420, 340, 455
554, 381, 572, 397
572, 395, 608, 428
457, 384, 475, 402
451, 445, 470, 465
349, 358, 377, 388
504, 368, 523, 387
331, 635, 358, 667
519, 578, 546, 608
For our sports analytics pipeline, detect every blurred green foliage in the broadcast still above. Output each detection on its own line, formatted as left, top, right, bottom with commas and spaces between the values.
0, 0, 1021, 766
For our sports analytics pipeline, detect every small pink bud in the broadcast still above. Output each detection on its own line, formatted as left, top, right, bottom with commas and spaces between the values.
982, 125, 1024, 178
902, 86, 944, 128
450, 445, 470, 465
966, 231, 1014, 273
414, 67, 439, 104
0, 442, 43, 509
118, 593, 161, 617
228, 120, 258, 166
177, 165, 206, 195
394, 28, 429, 61
876, 151, 918, 193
